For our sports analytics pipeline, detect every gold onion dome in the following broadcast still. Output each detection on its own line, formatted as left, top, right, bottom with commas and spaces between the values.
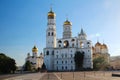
95, 42, 101, 47
64, 20, 72, 25
48, 9, 56, 19
32, 45, 38, 52
101, 43, 108, 49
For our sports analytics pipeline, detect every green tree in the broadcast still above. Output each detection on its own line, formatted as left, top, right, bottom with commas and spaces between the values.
0, 53, 17, 74
40, 63, 47, 72
9, 59, 17, 73
24, 61, 32, 71
74, 51, 84, 70
93, 56, 109, 70
41, 63, 46, 70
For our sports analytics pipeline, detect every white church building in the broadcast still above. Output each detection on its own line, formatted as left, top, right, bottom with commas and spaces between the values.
26, 46, 44, 70
44, 8, 93, 71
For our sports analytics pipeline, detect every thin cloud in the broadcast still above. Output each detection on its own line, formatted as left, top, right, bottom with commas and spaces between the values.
88, 33, 101, 39
113, 49, 120, 56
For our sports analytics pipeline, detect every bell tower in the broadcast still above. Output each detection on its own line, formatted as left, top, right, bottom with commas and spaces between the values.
63, 19, 72, 38
46, 8, 56, 48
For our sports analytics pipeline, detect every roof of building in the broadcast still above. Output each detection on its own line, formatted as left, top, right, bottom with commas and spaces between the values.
64, 19, 72, 25
95, 41, 101, 47
48, 8, 56, 19
32, 45, 38, 53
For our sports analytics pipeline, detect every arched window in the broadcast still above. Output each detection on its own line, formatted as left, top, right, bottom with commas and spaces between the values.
87, 42, 90, 44
52, 50, 54, 55
62, 61, 63, 64
65, 66, 67, 70
71, 39, 75, 41
48, 32, 50, 36
59, 45, 61, 47
57, 61, 58, 64
51, 32, 54, 36
64, 40, 69, 48
88, 50, 89, 52
62, 66, 64, 70
46, 51, 49, 55
58, 40, 62, 43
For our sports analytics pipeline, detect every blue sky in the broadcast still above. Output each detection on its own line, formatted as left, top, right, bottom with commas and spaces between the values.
0, 0, 120, 66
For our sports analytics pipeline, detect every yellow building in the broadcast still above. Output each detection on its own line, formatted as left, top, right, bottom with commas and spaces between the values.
92, 41, 110, 63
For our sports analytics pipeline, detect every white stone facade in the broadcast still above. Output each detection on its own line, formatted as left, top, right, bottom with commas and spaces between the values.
44, 9, 93, 71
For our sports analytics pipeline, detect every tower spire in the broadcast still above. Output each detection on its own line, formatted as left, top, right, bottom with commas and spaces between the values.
79, 28, 87, 40
103, 39, 105, 44
97, 37, 99, 42
66, 14, 68, 21
81, 28, 83, 34
50, 3, 53, 12
80, 28, 86, 35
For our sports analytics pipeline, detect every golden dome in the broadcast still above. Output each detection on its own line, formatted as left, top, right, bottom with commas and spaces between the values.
64, 20, 72, 25
95, 42, 101, 47
101, 43, 108, 49
48, 10, 56, 19
32, 45, 38, 52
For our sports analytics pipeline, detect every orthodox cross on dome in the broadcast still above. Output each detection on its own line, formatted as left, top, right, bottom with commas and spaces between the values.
66, 14, 68, 21
97, 37, 99, 43
102, 39, 104, 44
50, 3, 53, 11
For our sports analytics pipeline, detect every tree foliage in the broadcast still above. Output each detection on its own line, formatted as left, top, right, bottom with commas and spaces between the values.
93, 56, 109, 70
74, 51, 84, 70
0, 53, 17, 74
40, 63, 47, 72
41, 63, 46, 70
24, 61, 32, 71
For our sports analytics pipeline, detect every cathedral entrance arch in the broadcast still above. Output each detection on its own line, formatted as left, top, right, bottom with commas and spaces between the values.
64, 40, 69, 48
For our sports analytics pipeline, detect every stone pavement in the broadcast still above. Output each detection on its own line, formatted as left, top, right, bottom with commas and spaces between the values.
4, 73, 46, 80
40, 73, 60, 80
3, 72, 60, 80
2, 71, 120, 80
